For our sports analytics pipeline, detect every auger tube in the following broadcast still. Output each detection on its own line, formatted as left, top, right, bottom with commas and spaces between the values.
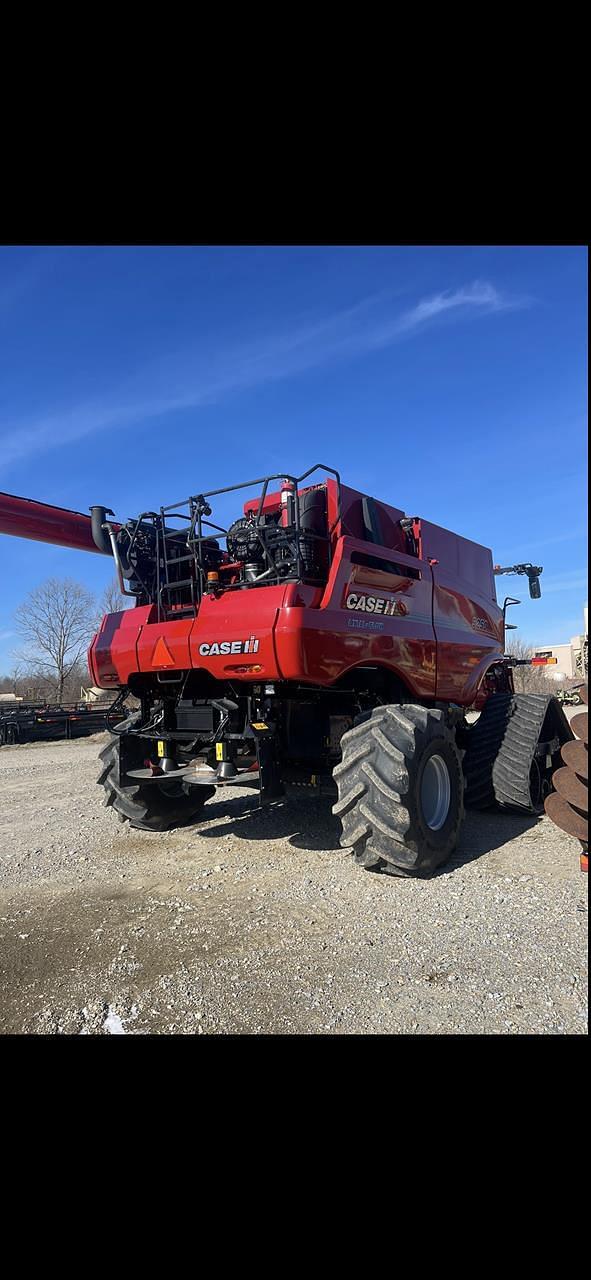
0, 491, 112, 555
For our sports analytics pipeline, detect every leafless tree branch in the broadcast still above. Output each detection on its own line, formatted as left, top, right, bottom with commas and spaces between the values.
14, 578, 99, 703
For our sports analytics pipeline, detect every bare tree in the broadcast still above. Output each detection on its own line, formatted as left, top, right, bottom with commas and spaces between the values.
100, 577, 132, 615
0, 663, 25, 697
506, 636, 554, 694
10, 662, 24, 696
14, 579, 99, 704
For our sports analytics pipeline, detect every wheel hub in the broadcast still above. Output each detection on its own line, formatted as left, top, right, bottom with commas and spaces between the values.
421, 753, 451, 830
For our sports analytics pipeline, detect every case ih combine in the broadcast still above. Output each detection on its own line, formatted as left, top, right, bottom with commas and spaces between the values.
0, 465, 578, 877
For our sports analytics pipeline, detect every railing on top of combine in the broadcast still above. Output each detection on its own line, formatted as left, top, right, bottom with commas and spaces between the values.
97, 464, 342, 622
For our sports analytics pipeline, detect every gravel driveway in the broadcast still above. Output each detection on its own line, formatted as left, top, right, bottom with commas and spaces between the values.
0, 732, 587, 1035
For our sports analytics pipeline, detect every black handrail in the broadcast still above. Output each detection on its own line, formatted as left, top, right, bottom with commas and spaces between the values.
116, 466, 342, 620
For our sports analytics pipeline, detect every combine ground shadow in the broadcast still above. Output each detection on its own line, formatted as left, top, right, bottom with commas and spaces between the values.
194, 792, 542, 869
441, 808, 541, 874
195, 792, 343, 853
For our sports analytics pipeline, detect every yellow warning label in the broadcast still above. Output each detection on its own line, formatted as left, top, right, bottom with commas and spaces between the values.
215, 743, 224, 761
157, 741, 165, 757
251, 722, 268, 730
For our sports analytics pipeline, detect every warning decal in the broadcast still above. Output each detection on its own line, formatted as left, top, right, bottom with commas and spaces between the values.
152, 637, 175, 667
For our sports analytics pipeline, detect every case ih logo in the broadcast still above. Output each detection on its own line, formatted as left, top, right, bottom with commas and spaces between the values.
345, 593, 408, 617
199, 637, 260, 656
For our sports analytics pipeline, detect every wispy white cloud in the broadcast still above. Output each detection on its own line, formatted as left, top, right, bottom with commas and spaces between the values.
0, 280, 527, 474
0, 630, 15, 641
395, 280, 528, 334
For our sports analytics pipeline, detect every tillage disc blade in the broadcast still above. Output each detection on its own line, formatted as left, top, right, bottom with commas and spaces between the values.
543, 686, 588, 853
552, 766, 588, 811
560, 738, 588, 778
544, 792, 588, 842
570, 711, 588, 742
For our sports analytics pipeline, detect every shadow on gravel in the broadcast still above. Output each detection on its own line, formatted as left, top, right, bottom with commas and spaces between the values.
195, 793, 343, 852
196, 793, 544, 873
440, 809, 542, 875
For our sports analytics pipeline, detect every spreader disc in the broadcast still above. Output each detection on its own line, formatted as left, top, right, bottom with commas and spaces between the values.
125, 765, 213, 783
544, 792, 588, 841
185, 770, 260, 789
561, 738, 588, 778
552, 767, 589, 812
579, 685, 588, 706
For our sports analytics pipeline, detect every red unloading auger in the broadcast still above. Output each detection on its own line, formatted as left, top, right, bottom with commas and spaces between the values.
0, 492, 116, 556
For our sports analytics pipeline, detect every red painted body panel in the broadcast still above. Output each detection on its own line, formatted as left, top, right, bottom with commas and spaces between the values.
189, 587, 284, 679
137, 616, 195, 674
88, 555, 503, 705
84, 480, 505, 706
336, 482, 407, 548
425, 524, 504, 701
91, 606, 154, 687
431, 570, 504, 702
273, 537, 437, 695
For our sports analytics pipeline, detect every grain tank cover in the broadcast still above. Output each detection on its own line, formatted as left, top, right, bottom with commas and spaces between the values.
419, 520, 496, 600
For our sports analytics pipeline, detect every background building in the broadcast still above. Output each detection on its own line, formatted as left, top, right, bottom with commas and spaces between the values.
531, 604, 588, 683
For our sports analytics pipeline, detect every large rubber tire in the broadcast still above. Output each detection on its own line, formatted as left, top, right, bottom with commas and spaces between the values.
332, 704, 465, 877
97, 714, 216, 832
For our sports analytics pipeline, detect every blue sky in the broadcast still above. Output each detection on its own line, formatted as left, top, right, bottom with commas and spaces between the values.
0, 244, 587, 669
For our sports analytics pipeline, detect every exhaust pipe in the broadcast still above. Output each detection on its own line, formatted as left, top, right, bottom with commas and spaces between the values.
90, 505, 116, 555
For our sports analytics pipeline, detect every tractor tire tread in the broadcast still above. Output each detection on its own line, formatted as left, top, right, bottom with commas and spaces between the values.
333, 703, 464, 877
97, 715, 215, 831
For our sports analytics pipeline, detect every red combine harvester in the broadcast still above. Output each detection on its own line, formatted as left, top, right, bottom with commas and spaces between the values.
0, 466, 575, 877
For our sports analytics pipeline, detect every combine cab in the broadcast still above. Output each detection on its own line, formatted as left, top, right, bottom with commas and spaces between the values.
0, 465, 575, 876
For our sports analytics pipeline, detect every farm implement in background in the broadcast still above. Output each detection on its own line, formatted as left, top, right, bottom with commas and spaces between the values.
0, 700, 124, 746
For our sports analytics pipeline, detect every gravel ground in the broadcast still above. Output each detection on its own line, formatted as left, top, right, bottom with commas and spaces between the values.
0, 727, 587, 1036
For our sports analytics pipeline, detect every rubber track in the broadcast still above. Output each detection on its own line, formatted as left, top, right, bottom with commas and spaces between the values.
463, 694, 513, 809
494, 694, 573, 812
464, 693, 573, 814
